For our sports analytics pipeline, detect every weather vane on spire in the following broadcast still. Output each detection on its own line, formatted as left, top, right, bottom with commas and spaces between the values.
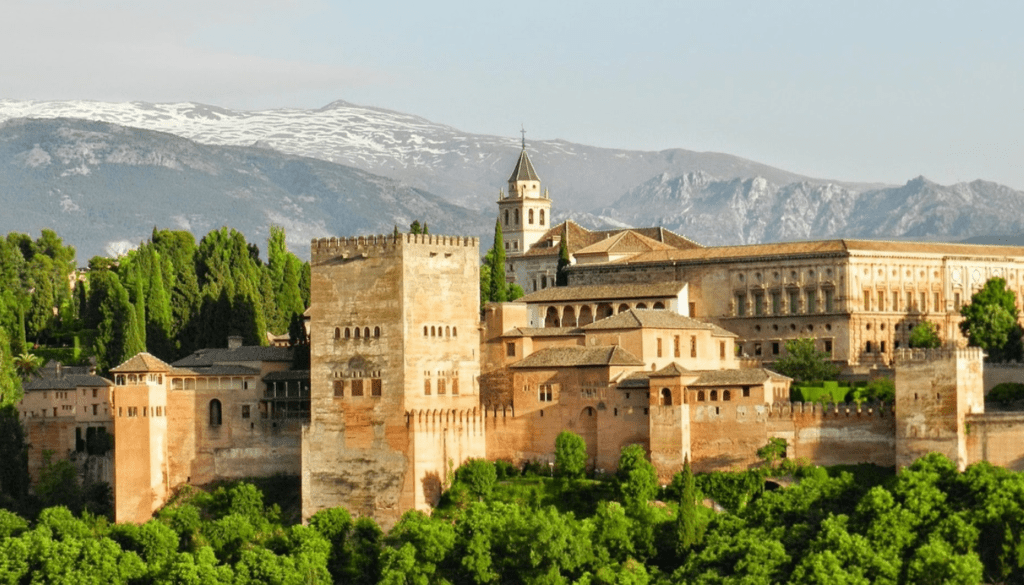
520, 125, 526, 150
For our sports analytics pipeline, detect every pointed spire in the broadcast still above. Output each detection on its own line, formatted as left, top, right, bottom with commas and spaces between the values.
508, 149, 540, 183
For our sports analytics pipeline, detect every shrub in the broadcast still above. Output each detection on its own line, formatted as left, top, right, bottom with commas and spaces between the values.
988, 382, 1024, 407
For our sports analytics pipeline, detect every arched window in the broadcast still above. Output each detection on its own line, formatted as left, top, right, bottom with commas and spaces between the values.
636, 303, 647, 309
514, 209, 520, 224
453, 327, 457, 337
661, 388, 672, 406
504, 210, 509, 225
723, 390, 731, 401
209, 399, 222, 426
363, 327, 370, 338
445, 326, 451, 337
424, 326, 428, 336
431, 326, 436, 337
374, 326, 381, 338
697, 390, 705, 402
618, 303, 630, 313
540, 209, 545, 225
354, 328, 361, 339
529, 209, 534, 224
334, 327, 341, 340
345, 328, 351, 339
653, 302, 665, 309
710, 390, 718, 401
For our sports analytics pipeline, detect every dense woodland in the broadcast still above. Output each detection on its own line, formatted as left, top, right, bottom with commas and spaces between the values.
0, 226, 311, 407
0, 433, 1022, 584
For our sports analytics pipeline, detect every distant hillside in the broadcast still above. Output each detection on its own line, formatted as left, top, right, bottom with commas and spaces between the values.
598, 172, 1024, 246
0, 118, 490, 261
0, 99, 883, 214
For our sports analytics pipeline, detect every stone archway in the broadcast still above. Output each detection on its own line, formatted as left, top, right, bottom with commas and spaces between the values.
562, 306, 578, 327
578, 305, 594, 326
544, 306, 560, 328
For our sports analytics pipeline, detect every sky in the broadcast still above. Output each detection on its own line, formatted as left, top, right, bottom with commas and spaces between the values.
3, 0, 1023, 189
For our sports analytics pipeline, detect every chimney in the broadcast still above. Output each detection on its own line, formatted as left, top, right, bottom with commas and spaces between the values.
227, 335, 243, 349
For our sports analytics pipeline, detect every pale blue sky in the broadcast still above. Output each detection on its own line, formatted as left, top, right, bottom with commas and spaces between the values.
4, 0, 1022, 189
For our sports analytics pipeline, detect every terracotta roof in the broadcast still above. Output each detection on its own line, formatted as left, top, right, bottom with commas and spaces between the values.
519, 283, 686, 304
504, 327, 585, 338
524, 221, 701, 259
617, 367, 788, 388
110, 352, 173, 373
574, 230, 677, 257
583, 309, 736, 336
173, 346, 293, 367
608, 238, 1024, 267
508, 149, 540, 182
511, 346, 645, 368
650, 363, 693, 377
23, 373, 112, 391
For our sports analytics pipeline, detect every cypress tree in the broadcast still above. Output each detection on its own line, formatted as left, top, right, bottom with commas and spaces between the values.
556, 223, 570, 286
488, 218, 507, 303
132, 276, 147, 349
676, 456, 699, 553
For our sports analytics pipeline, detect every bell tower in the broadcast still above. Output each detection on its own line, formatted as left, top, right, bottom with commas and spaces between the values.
496, 130, 552, 258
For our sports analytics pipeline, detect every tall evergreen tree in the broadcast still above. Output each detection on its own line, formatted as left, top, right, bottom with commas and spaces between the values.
487, 219, 507, 303
676, 456, 699, 554
556, 224, 570, 286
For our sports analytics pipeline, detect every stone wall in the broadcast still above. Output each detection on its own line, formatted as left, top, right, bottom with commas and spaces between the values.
965, 413, 1024, 471
769, 402, 896, 467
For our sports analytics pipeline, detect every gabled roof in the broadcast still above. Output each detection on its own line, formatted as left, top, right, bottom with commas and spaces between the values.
583, 309, 737, 336
650, 363, 693, 377
511, 345, 645, 369
503, 327, 585, 338
172, 346, 293, 367
574, 230, 677, 257
110, 352, 173, 373
508, 149, 540, 183
524, 221, 701, 259
23, 373, 112, 391
518, 282, 686, 304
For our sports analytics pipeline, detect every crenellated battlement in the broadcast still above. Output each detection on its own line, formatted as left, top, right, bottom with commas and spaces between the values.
893, 347, 985, 364
766, 401, 894, 420
310, 234, 480, 263
406, 408, 484, 428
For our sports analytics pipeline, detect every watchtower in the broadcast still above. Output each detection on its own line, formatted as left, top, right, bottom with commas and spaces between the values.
303, 233, 485, 528
496, 133, 552, 256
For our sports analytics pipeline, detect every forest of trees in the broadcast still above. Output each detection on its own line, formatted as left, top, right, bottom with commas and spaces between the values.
0, 226, 311, 395
0, 434, 1021, 583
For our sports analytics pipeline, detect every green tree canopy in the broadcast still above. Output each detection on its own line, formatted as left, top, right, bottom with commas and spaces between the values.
772, 337, 840, 383
909, 321, 942, 349
554, 431, 587, 480
960, 277, 1024, 361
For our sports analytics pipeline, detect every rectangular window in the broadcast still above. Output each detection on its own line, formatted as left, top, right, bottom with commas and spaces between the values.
674, 336, 681, 358
736, 293, 747, 317
933, 292, 940, 312
92, 389, 98, 398
720, 341, 726, 359
789, 291, 800, 314
333, 380, 344, 397
424, 379, 431, 396
806, 290, 816, 313
691, 336, 698, 358
771, 292, 781, 315
754, 293, 764, 316
539, 385, 553, 402
351, 380, 364, 397
92, 404, 97, 415
657, 338, 663, 358
920, 292, 927, 313
242, 405, 250, 419
742, 387, 750, 398
143, 407, 147, 417
866, 341, 872, 353
371, 378, 382, 397
506, 342, 516, 357
881, 341, 887, 353
772, 342, 780, 356
824, 289, 834, 312
754, 343, 762, 356
907, 291, 914, 311
451, 378, 459, 396
878, 290, 885, 311
438, 379, 446, 395
954, 292, 961, 309
892, 291, 900, 312
689, 301, 696, 316
863, 290, 871, 311
824, 340, 833, 355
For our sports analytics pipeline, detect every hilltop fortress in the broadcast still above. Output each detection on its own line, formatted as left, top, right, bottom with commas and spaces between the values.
18, 146, 1024, 527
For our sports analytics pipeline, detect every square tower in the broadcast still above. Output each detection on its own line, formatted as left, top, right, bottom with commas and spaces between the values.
496, 147, 552, 256
303, 233, 484, 528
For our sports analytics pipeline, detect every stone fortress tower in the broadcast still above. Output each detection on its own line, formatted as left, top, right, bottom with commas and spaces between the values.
496, 132, 552, 256
302, 233, 485, 528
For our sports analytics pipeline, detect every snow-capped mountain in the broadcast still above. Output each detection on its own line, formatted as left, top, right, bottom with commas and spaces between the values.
0, 117, 489, 261
0, 99, 875, 214
602, 172, 1024, 246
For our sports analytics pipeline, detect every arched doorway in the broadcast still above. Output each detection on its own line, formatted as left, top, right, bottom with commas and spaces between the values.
544, 306, 560, 328
661, 388, 672, 406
